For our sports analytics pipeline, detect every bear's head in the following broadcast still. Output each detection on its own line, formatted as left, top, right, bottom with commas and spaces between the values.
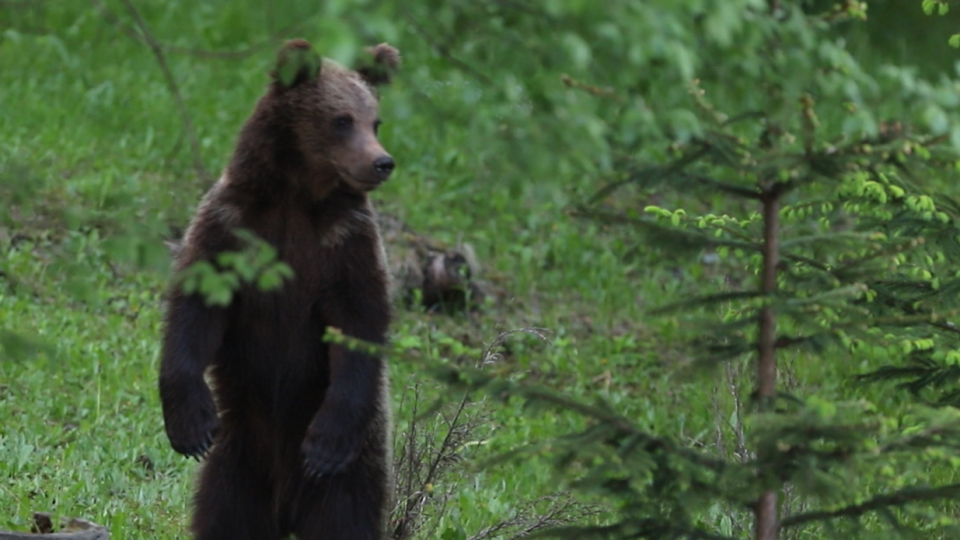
268, 39, 400, 196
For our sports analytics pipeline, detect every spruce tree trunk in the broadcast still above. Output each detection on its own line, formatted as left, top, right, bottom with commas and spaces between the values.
756, 189, 780, 540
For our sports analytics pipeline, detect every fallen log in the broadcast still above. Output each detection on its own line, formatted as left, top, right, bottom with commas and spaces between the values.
0, 514, 108, 540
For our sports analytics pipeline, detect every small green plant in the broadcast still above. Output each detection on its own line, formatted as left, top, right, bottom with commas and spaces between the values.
176, 229, 293, 307
922, 0, 960, 46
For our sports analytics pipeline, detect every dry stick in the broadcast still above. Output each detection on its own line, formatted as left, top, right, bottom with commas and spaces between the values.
95, 0, 301, 61
755, 187, 780, 540
115, 0, 210, 183
400, 8, 494, 86
393, 385, 423, 540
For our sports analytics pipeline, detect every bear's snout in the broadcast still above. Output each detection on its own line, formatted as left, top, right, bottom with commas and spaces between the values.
373, 155, 395, 181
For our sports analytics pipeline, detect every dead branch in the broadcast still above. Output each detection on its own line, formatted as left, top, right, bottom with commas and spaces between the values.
469, 494, 600, 540
92, 0, 301, 60
400, 9, 493, 86
93, 0, 210, 183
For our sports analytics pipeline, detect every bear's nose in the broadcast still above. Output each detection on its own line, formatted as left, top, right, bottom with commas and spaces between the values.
373, 156, 395, 180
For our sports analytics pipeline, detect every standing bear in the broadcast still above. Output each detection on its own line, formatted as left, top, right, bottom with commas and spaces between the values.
159, 39, 400, 540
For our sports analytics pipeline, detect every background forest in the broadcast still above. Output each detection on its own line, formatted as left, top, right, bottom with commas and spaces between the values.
7, 1, 960, 539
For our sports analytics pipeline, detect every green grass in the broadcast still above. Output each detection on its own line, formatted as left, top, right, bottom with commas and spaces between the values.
0, 4, 667, 537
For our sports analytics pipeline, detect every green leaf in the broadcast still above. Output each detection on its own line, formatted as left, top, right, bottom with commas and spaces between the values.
275, 44, 322, 88
257, 269, 281, 291
440, 526, 467, 540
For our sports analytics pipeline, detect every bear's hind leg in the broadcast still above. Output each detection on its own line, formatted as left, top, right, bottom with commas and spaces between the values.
190, 443, 280, 540
291, 465, 389, 540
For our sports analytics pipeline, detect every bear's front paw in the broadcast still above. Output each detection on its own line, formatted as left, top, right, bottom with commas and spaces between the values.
301, 420, 362, 479
162, 391, 220, 460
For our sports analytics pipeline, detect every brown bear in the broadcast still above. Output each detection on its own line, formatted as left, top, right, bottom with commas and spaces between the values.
158, 39, 400, 540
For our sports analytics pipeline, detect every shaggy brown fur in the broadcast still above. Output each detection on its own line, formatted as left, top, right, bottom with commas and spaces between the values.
158, 40, 400, 540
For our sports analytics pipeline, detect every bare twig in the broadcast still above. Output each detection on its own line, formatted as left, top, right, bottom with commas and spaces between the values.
726, 361, 749, 463
392, 376, 492, 539
400, 8, 494, 86
392, 384, 425, 540
98, 0, 210, 182
391, 328, 579, 540
560, 74, 624, 103
93, 0, 300, 60
469, 494, 598, 540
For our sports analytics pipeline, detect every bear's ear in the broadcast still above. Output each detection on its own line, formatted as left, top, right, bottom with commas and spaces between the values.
357, 43, 401, 87
271, 39, 322, 89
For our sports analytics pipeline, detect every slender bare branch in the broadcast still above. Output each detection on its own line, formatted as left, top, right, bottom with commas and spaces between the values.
99, 0, 210, 182
400, 8, 494, 86
93, 0, 300, 60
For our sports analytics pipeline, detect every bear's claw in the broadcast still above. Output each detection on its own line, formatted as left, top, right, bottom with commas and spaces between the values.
165, 402, 220, 461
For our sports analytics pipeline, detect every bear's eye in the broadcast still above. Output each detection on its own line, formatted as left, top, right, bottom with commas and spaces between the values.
373, 119, 382, 135
333, 115, 353, 131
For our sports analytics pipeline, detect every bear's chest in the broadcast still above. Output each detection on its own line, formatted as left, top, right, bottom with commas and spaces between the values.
248, 207, 368, 299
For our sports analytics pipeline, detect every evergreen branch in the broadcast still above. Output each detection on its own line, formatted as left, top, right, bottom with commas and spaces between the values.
780, 483, 960, 528
691, 311, 959, 367
783, 284, 868, 306
534, 521, 737, 540
588, 140, 779, 204
781, 235, 917, 283
588, 146, 711, 204
721, 110, 766, 127
651, 291, 762, 315
932, 389, 960, 408
454, 372, 725, 468
878, 426, 960, 454
325, 329, 729, 472
585, 175, 642, 205
690, 334, 823, 366
780, 251, 831, 272
571, 207, 761, 252
696, 131, 748, 168
868, 287, 960, 337
918, 318, 958, 338
685, 173, 764, 199
830, 239, 922, 277
858, 356, 960, 401
633, 173, 761, 200
708, 222, 758, 243
779, 231, 885, 250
